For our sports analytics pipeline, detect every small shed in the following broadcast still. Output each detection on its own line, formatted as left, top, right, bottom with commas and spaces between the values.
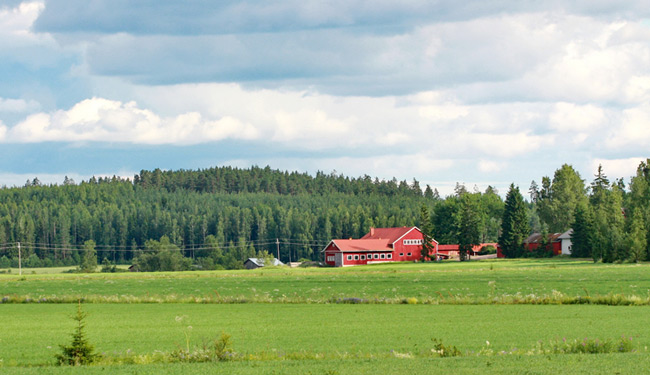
244, 257, 284, 269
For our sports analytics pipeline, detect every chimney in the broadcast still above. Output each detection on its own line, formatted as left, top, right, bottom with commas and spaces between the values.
370, 227, 375, 237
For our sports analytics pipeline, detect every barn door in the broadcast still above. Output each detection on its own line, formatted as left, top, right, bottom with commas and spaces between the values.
335, 253, 343, 267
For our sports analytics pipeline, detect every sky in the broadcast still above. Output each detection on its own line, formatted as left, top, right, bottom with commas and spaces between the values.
0, 1, 649, 196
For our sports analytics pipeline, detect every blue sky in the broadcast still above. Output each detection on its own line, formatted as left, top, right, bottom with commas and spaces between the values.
1, 1, 649, 195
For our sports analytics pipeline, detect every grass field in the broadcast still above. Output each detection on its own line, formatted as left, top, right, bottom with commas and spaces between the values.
2, 259, 649, 303
1, 259, 650, 373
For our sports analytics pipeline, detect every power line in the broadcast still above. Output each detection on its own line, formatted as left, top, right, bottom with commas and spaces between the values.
0, 238, 328, 254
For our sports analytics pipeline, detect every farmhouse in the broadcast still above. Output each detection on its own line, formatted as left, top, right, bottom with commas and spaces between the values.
244, 257, 284, 269
322, 226, 438, 267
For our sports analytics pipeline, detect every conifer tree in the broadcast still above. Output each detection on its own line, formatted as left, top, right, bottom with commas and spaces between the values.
627, 210, 647, 263
457, 194, 481, 261
419, 205, 434, 261
499, 184, 529, 258
79, 240, 97, 273
570, 203, 594, 259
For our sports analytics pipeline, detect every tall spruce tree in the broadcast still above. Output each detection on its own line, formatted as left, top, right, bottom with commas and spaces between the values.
499, 184, 529, 258
457, 194, 481, 261
570, 203, 594, 259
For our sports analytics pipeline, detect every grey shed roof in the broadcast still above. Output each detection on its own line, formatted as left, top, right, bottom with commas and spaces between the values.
245, 258, 284, 267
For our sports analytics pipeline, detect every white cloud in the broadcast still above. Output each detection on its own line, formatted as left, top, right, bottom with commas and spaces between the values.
549, 102, 606, 132
0, 97, 39, 112
418, 103, 469, 122
606, 105, 650, 150
5, 97, 260, 144
590, 157, 647, 180
467, 132, 549, 158
272, 109, 350, 147
0, 1, 44, 35
478, 160, 504, 173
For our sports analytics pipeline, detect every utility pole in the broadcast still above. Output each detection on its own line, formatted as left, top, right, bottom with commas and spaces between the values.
276, 238, 280, 261
17, 242, 21, 276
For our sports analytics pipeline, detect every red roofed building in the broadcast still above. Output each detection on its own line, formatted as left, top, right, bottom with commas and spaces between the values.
438, 243, 498, 259
322, 226, 439, 267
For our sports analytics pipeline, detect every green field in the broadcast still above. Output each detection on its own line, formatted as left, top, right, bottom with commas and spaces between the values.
1, 259, 650, 373
2, 259, 650, 303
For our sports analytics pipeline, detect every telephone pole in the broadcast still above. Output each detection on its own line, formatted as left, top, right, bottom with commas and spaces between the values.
17, 242, 21, 276
276, 238, 280, 261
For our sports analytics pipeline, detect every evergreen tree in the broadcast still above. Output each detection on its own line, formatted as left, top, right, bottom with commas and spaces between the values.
456, 194, 481, 261
528, 180, 539, 203
419, 205, 434, 261
79, 240, 97, 273
570, 203, 594, 259
627, 210, 647, 263
498, 184, 529, 258
628, 159, 650, 260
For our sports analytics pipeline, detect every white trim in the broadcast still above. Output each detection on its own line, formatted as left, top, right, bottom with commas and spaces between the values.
321, 240, 339, 253
392, 227, 419, 245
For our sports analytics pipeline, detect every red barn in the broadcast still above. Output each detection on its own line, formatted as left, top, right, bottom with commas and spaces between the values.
322, 227, 439, 267
496, 230, 572, 257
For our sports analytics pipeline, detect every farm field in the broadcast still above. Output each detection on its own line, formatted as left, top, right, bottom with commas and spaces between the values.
1, 259, 650, 373
2, 304, 649, 373
2, 259, 650, 303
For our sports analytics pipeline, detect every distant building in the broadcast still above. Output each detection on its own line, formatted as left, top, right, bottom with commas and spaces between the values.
437, 243, 498, 259
322, 227, 439, 267
244, 257, 284, 269
519, 229, 573, 256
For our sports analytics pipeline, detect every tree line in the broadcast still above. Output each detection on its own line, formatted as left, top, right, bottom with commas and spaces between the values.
1, 160, 646, 270
497, 160, 650, 262
1, 166, 482, 269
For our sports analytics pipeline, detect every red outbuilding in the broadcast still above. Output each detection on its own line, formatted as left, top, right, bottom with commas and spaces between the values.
437, 243, 498, 259
322, 226, 439, 267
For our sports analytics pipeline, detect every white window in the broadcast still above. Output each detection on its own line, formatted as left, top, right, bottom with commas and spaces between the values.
387, 254, 392, 259
399, 253, 404, 256
361, 255, 366, 260
380, 254, 385, 259
407, 253, 411, 256
374, 254, 379, 259
347, 255, 352, 260
354, 255, 359, 260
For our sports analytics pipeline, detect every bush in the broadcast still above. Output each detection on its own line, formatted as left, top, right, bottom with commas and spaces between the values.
431, 338, 462, 357
24, 254, 42, 268
100, 258, 127, 273
0, 255, 10, 268
170, 332, 236, 363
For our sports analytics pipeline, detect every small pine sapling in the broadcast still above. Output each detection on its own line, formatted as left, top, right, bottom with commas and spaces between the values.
56, 302, 99, 366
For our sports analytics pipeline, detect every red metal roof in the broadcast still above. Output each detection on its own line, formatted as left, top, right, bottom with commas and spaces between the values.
329, 239, 392, 252
361, 227, 417, 243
